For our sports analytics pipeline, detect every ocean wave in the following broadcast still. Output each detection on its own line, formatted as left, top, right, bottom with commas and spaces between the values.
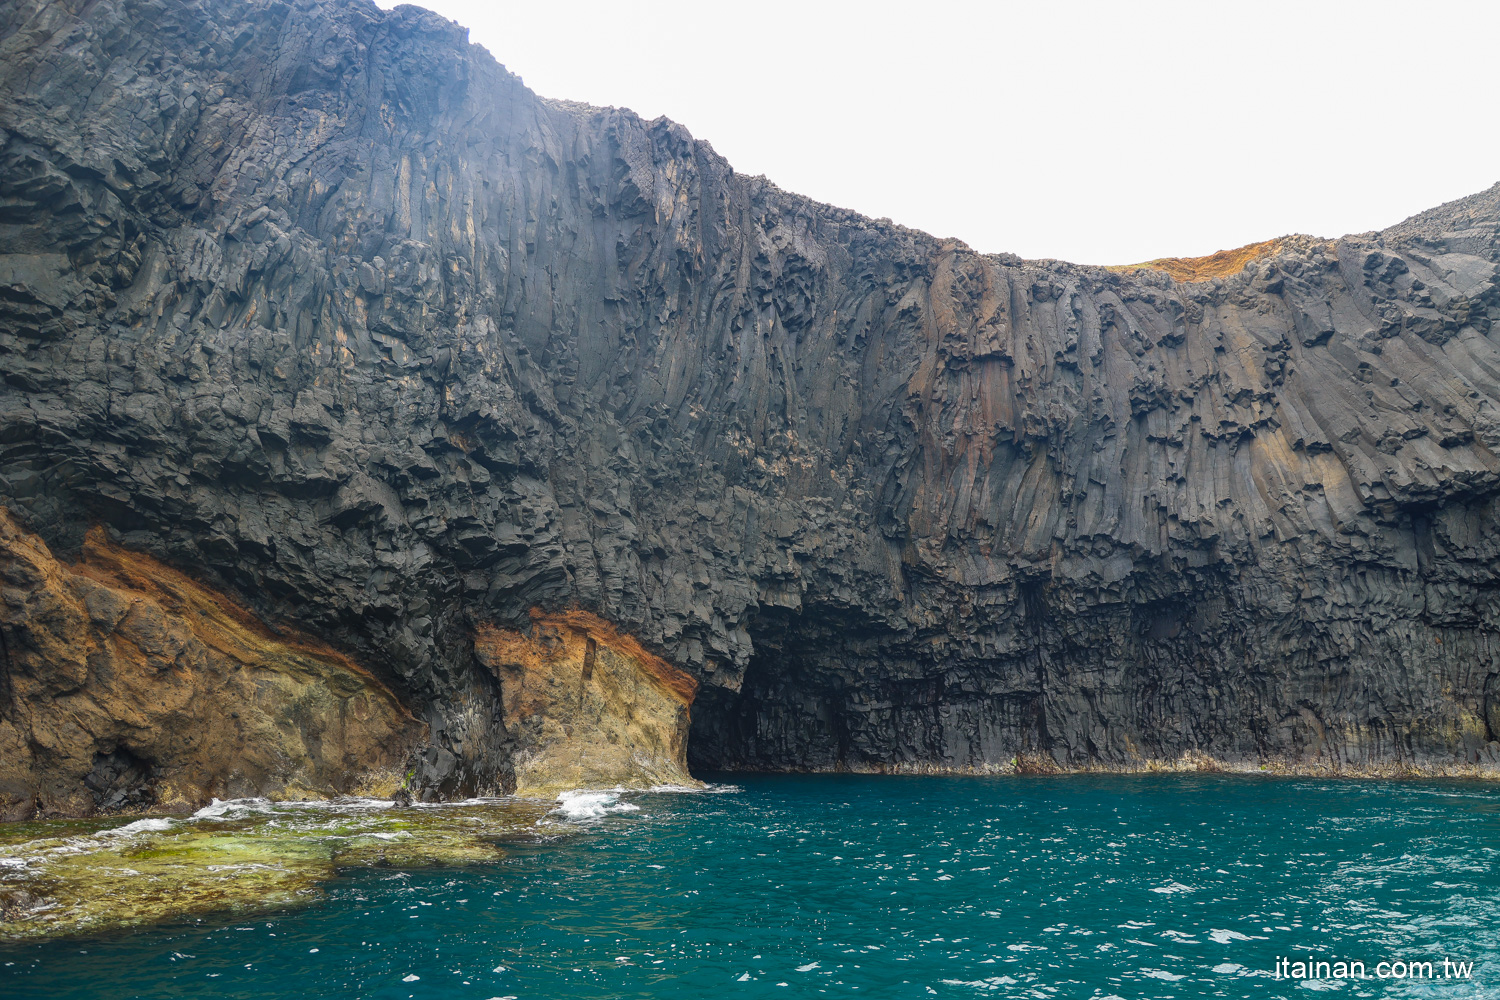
192, 797, 274, 820
650, 782, 742, 795
1149, 881, 1195, 895
550, 790, 643, 822
99, 817, 174, 838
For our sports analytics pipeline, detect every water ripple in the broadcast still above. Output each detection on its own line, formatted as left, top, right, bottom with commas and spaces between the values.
3, 774, 1500, 998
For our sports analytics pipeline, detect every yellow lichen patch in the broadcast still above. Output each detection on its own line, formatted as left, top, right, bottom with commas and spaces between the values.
474, 609, 701, 795
1107, 238, 1285, 282
0, 508, 423, 819
0, 797, 552, 940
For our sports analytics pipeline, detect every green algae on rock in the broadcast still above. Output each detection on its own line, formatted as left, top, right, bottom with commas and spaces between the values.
0, 797, 554, 941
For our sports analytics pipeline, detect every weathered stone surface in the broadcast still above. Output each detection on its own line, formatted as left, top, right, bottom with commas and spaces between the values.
0, 509, 421, 819
1, 0, 1499, 799
475, 609, 698, 794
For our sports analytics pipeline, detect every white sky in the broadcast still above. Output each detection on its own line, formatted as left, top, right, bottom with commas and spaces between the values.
374, 0, 1500, 265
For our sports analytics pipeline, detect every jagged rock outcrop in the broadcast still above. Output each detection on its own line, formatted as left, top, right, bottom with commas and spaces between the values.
1, 0, 1499, 811
475, 609, 697, 794
0, 509, 420, 819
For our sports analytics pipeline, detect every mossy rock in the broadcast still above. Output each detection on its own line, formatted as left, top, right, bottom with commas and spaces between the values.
0, 797, 553, 940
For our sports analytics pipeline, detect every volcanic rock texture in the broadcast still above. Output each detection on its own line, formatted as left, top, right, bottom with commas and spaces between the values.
0, 509, 419, 819
3, 0, 1500, 808
475, 609, 698, 795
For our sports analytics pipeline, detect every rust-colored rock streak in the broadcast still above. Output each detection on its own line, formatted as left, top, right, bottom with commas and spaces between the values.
475, 610, 700, 795
0, 508, 422, 820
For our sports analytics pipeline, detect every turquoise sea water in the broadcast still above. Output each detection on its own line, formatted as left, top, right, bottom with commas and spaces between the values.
3, 774, 1499, 999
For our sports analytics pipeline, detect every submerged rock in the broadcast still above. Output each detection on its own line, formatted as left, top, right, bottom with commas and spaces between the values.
0, 0, 1497, 797
0, 797, 554, 940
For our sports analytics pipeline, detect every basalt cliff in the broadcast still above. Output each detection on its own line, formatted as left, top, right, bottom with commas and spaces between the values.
2, 0, 1500, 818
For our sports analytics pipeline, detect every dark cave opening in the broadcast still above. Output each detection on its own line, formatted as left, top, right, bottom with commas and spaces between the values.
83, 747, 158, 813
686, 605, 857, 774
683, 602, 1056, 775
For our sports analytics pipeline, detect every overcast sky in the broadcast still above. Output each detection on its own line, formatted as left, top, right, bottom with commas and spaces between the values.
373, 0, 1500, 265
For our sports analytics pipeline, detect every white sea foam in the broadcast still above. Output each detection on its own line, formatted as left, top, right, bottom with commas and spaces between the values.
193, 796, 433, 820
99, 818, 173, 838
1150, 881, 1195, 894
192, 797, 273, 820
407, 797, 512, 809
1208, 928, 1261, 944
293, 797, 393, 811
551, 790, 641, 822
648, 782, 742, 794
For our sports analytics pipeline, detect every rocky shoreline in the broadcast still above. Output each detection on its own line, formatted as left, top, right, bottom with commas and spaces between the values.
0, 795, 557, 940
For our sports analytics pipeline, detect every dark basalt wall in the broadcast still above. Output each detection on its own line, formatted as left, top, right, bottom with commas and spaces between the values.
3, 0, 1500, 789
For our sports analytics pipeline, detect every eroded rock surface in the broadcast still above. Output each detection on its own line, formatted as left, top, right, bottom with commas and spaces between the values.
0, 509, 421, 818
475, 610, 697, 794
1, 0, 1499, 795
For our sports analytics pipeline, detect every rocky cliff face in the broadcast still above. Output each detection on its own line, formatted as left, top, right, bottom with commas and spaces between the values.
475, 609, 698, 795
2, 0, 1499, 814
0, 509, 420, 819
